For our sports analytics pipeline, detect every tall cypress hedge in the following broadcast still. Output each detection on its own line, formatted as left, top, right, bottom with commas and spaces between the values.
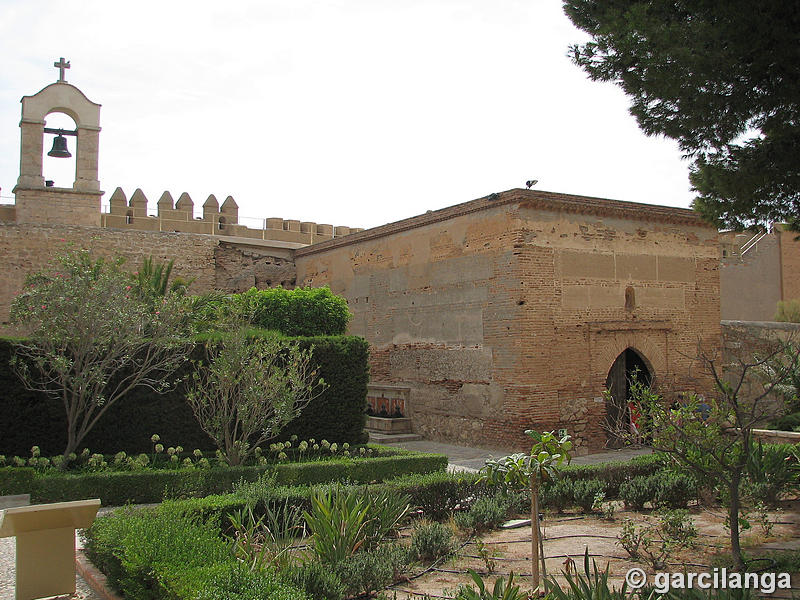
0, 334, 369, 456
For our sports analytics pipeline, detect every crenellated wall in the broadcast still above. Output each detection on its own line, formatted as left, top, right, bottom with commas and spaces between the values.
100, 187, 364, 245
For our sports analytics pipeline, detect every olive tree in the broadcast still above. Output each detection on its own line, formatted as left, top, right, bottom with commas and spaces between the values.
187, 330, 326, 466
10, 250, 192, 462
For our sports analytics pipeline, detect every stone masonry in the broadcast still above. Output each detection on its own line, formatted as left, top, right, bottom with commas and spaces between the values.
295, 189, 721, 454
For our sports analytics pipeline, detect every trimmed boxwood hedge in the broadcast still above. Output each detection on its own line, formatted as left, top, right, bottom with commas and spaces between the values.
83, 506, 306, 600
0, 447, 448, 505
0, 334, 369, 456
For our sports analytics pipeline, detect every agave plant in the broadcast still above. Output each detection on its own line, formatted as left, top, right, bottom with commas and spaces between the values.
456, 570, 527, 600
303, 487, 373, 564
304, 486, 412, 564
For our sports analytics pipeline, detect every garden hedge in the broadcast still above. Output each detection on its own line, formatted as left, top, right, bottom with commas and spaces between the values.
83, 506, 306, 600
0, 334, 369, 456
0, 447, 448, 505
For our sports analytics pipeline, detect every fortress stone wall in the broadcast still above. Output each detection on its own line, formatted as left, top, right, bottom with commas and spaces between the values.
100, 187, 363, 246
295, 189, 721, 453
0, 222, 298, 328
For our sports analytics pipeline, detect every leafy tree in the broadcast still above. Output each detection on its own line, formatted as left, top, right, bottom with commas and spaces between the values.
564, 0, 800, 230
10, 250, 192, 461
612, 341, 798, 571
480, 430, 572, 591
186, 330, 326, 466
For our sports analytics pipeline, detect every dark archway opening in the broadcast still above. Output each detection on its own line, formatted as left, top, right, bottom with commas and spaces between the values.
604, 348, 652, 448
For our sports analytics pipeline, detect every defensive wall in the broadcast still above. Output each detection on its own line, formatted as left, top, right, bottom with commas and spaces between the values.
295, 188, 721, 453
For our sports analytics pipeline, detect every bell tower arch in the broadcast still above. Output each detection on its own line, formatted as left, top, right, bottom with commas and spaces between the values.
13, 58, 103, 226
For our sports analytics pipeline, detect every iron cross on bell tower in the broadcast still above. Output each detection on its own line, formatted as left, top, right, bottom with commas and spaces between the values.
54, 57, 70, 82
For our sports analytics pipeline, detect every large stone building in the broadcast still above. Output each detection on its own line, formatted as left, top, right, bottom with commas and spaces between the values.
2, 66, 726, 454
295, 190, 720, 453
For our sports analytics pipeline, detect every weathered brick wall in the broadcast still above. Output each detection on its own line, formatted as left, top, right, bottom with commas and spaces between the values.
0, 224, 297, 328
296, 189, 721, 454
720, 320, 800, 418
0, 223, 219, 325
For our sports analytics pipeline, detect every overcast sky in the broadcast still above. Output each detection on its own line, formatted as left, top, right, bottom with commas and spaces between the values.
0, 1, 696, 230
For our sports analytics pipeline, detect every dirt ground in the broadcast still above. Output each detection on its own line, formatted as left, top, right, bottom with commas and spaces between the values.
388, 500, 800, 599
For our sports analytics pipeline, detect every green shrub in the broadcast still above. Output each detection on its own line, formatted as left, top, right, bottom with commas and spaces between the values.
83, 505, 306, 600
541, 478, 575, 513
0, 334, 369, 456
776, 299, 800, 323
745, 443, 797, 506
273, 452, 448, 486
654, 470, 697, 509
619, 475, 658, 510
409, 521, 455, 562
0, 466, 35, 495
192, 564, 306, 600
557, 453, 665, 496
455, 493, 511, 532
233, 286, 352, 336
571, 479, 607, 513
333, 543, 408, 598
769, 411, 800, 432
284, 561, 344, 600
381, 470, 486, 520
1, 446, 443, 505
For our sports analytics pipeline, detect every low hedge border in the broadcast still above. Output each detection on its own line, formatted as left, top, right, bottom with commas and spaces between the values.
0, 446, 448, 505
83, 506, 306, 600
161, 469, 487, 528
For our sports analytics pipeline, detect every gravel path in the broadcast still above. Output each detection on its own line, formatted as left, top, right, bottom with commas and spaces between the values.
0, 534, 103, 600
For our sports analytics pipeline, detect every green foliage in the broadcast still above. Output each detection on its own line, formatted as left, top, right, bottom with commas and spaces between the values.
540, 478, 574, 513
225, 500, 304, 572
83, 507, 305, 600
225, 286, 351, 336
564, 1, 800, 230
0, 334, 369, 456
303, 486, 410, 564
481, 431, 573, 493
284, 561, 344, 600
617, 510, 697, 569
9, 249, 193, 458
0, 446, 442, 505
135, 256, 193, 300
332, 543, 408, 598
381, 470, 486, 520
570, 479, 607, 513
653, 470, 697, 509
744, 442, 798, 506
544, 549, 640, 600
455, 570, 527, 600
455, 493, 513, 533
619, 475, 658, 510
187, 330, 326, 466
408, 521, 455, 562
775, 299, 800, 323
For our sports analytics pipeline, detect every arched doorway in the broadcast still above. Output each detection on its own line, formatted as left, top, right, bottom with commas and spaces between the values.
604, 348, 652, 448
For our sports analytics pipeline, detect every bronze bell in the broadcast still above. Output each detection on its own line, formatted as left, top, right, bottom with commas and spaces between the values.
48, 134, 71, 158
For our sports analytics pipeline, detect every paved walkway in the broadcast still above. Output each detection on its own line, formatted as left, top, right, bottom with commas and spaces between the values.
382, 438, 651, 472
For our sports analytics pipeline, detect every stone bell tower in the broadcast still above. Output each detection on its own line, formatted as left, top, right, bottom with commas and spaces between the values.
13, 58, 103, 226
